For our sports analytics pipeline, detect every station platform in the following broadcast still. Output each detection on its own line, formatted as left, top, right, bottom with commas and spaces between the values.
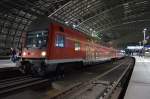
0, 60, 16, 68
124, 56, 150, 99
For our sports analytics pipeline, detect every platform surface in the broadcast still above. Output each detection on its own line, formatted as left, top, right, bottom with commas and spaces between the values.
124, 56, 150, 99
0, 60, 16, 68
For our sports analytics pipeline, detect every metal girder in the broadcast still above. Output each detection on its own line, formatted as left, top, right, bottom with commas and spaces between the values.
0, 0, 150, 49
0, 0, 70, 49
48, 0, 150, 45
78, 0, 150, 31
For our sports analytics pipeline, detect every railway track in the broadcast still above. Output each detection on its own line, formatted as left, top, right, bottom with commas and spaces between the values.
0, 68, 22, 80
0, 57, 134, 99
0, 75, 49, 96
49, 57, 135, 99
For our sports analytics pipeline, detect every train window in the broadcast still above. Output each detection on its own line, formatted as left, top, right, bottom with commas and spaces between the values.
55, 34, 65, 48
75, 42, 80, 51
26, 31, 48, 48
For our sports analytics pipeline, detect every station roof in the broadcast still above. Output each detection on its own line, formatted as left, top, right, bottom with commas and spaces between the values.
0, 0, 150, 50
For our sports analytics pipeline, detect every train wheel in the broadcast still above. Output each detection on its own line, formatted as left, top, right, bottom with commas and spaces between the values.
56, 65, 64, 79
19, 65, 26, 74
36, 66, 46, 77
19, 62, 31, 75
16, 61, 25, 74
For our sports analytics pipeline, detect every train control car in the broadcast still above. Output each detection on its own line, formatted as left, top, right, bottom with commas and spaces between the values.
17, 17, 119, 76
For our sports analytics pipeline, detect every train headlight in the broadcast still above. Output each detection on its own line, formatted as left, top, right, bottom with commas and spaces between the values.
41, 51, 46, 57
23, 52, 26, 56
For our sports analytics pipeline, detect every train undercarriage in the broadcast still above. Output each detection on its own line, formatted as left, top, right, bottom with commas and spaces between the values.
17, 58, 84, 77
16, 57, 123, 77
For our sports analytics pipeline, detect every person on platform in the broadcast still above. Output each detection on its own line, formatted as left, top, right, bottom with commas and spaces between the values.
10, 48, 16, 62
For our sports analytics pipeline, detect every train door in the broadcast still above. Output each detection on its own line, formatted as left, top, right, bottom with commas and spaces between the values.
85, 42, 96, 61
91, 40, 96, 60
85, 44, 91, 60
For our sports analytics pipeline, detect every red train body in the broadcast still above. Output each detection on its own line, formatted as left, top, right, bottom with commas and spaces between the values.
18, 20, 118, 76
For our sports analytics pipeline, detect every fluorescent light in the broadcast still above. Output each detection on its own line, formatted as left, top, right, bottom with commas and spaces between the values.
65, 21, 69, 24
144, 28, 147, 31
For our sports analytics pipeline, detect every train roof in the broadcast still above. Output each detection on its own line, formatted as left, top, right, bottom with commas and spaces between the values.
27, 16, 51, 32
28, 16, 93, 38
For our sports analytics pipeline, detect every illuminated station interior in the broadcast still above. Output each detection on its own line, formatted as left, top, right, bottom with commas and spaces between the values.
0, 0, 150, 99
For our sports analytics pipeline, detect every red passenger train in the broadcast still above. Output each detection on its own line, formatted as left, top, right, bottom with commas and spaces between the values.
17, 18, 118, 76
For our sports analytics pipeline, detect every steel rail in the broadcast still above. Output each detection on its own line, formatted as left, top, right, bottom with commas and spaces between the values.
0, 75, 32, 84
49, 58, 131, 99
99, 59, 133, 99
0, 79, 49, 95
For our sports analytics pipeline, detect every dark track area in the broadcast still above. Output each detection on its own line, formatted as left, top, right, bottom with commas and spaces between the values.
0, 57, 134, 99
49, 57, 135, 99
0, 68, 23, 80
100, 61, 131, 82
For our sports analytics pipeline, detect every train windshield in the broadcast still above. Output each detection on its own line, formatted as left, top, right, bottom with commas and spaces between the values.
26, 31, 48, 48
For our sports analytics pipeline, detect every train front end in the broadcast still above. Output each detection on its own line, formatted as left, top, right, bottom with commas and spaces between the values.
18, 30, 49, 76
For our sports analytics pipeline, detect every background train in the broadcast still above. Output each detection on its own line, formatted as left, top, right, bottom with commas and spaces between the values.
17, 17, 122, 76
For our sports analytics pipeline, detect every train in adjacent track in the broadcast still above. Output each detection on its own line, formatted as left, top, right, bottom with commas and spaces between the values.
17, 17, 122, 76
